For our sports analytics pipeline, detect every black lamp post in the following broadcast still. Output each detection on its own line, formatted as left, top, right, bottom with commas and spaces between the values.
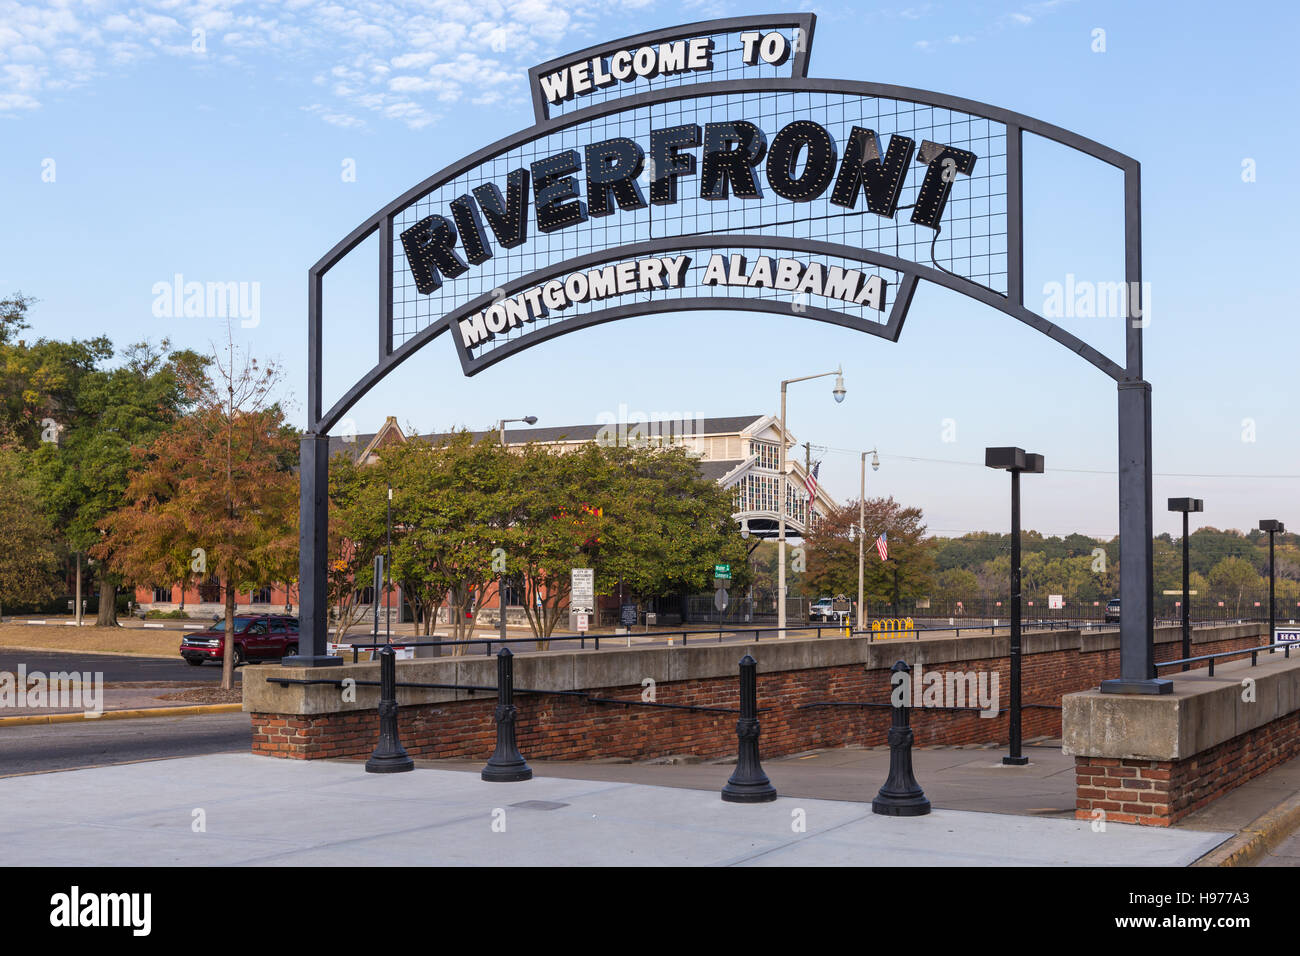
1168, 498, 1204, 670
985, 447, 1044, 767
1260, 519, 1285, 643
495, 415, 539, 644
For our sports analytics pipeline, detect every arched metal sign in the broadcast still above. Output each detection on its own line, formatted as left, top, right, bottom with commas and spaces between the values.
297, 13, 1162, 694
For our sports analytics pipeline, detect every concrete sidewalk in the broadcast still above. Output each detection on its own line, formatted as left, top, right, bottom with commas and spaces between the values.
423, 743, 1300, 839
0, 752, 1227, 866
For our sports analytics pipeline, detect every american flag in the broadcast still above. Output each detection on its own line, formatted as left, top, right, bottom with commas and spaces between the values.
804, 461, 820, 507
876, 532, 889, 561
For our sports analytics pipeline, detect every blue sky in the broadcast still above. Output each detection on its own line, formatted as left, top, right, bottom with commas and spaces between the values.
2, 0, 1297, 541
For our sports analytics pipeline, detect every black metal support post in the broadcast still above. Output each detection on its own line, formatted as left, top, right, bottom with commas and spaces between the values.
1182, 510, 1190, 670
499, 574, 508, 644
1103, 381, 1170, 693
722, 654, 777, 803
1005, 469, 1027, 765
372, 553, 383, 644
365, 644, 413, 773
482, 647, 532, 782
1168, 498, 1203, 672
1261, 520, 1284, 646
872, 661, 930, 816
986, 447, 1042, 764
287, 433, 342, 666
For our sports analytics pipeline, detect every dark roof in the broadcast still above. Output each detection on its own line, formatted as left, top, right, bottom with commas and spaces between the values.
328, 433, 374, 460
442, 414, 765, 445
698, 459, 746, 481
329, 415, 766, 461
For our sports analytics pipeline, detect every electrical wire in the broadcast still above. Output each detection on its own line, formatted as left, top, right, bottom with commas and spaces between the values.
807, 445, 1300, 480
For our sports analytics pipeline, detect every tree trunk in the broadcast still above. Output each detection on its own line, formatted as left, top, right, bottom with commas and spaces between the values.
220, 578, 236, 691
95, 576, 118, 627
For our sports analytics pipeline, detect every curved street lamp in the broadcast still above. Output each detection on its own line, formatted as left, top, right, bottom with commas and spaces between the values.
494, 415, 539, 641
778, 366, 846, 637
857, 448, 880, 631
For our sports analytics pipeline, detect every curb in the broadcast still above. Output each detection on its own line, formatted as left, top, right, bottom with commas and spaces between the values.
1191, 790, 1300, 867
0, 703, 244, 726
0, 644, 191, 659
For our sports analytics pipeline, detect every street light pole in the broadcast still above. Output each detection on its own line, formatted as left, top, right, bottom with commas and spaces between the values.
386, 483, 393, 644
985, 446, 1044, 768
1168, 498, 1204, 670
494, 415, 538, 643
777, 367, 846, 637
858, 449, 879, 632
1260, 519, 1285, 643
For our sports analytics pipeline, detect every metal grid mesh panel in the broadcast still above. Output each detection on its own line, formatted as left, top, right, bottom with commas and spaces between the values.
541, 27, 804, 120
391, 90, 1008, 354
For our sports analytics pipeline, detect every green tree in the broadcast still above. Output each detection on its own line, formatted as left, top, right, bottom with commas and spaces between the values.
803, 496, 933, 611
0, 445, 59, 615
1208, 556, 1261, 616
595, 443, 750, 608
99, 341, 298, 689
35, 340, 206, 624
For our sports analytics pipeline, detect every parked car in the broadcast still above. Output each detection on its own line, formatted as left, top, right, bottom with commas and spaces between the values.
1104, 599, 1121, 624
180, 614, 299, 665
809, 598, 837, 622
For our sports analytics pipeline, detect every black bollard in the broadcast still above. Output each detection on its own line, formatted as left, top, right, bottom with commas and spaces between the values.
872, 660, 931, 816
481, 647, 533, 782
366, 644, 414, 773
722, 654, 777, 803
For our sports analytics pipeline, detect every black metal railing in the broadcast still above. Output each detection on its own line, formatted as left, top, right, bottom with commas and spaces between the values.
336, 617, 1146, 662
1155, 640, 1295, 677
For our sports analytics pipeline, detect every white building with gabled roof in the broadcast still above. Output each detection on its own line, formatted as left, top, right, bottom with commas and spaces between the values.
330, 413, 837, 539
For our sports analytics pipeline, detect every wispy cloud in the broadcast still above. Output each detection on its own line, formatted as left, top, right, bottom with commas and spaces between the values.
910, 0, 1077, 53
0, 0, 651, 128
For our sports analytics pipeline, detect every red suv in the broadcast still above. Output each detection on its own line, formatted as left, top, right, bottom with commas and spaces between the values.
180, 615, 299, 666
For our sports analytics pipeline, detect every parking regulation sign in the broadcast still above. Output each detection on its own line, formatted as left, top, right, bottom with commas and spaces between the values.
571, 568, 595, 614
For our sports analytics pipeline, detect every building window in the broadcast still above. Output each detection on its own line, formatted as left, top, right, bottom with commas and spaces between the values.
251, 586, 272, 604
152, 586, 172, 603
355, 585, 375, 605
501, 579, 523, 607
198, 577, 222, 602
749, 440, 780, 471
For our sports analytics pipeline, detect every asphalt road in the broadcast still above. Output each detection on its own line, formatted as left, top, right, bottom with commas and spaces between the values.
0, 712, 252, 776
0, 649, 244, 683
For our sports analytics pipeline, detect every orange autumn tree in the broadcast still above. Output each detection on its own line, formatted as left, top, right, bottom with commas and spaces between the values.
98, 337, 298, 690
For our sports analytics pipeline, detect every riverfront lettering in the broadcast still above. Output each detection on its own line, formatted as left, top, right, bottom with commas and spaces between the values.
402, 119, 976, 297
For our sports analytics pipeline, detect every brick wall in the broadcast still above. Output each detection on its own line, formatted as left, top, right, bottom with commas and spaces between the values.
250, 625, 1268, 762
1074, 708, 1300, 827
